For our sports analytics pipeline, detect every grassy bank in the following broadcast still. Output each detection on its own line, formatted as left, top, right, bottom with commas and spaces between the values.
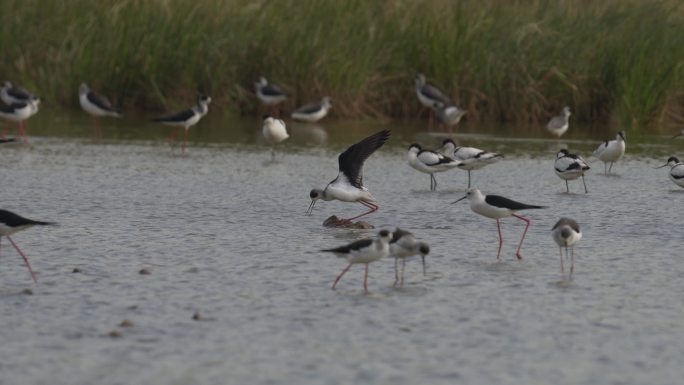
1, 0, 683, 131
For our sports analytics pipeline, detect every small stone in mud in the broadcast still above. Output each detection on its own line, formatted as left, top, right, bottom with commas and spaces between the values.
107, 330, 122, 338
323, 215, 374, 229
72, 268, 82, 273
139, 268, 151, 275
22, 288, 33, 295
192, 312, 202, 321
119, 320, 134, 328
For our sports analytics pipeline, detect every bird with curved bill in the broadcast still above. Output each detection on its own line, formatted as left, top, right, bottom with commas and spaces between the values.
654, 156, 684, 188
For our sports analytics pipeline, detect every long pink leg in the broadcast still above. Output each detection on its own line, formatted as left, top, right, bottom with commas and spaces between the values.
363, 263, 369, 293
570, 247, 574, 276
559, 247, 564, 273
511, 214, 531, 260
496, 219, 503, 259
332, 263, 352, 289
19, 121, 28, 144
7, 236, 37, 282
182, 129, 187, 154
342, 200, 378, 222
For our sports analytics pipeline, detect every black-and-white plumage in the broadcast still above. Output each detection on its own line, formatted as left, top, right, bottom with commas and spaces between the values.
437, 139, 503, 188
322, 229, 392, 292
554, 149, 590, 193
0, 138, 15, 144
551, 217, 582, 275
1, 81, 36, 105
307, 130, 390, 222
0, 209, 55, 282
291, 96, 332, 123
407, 143, 460, 191
79, 83, 122, 118
655, 156, 684, 188
389, 228, 430, 286
153, 95, 211, 153
593, 131, 626, 174
254, 76, 287, 106
414, 74, 450, 108
546, 106, 571, 138
0, 97, 40, 143
453, 188, 545, 260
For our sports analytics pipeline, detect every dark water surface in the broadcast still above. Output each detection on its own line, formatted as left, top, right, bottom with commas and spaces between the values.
1, 111, 683, 385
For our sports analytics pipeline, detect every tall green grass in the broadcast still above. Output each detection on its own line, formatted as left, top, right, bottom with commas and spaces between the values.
1, 0, 683, 130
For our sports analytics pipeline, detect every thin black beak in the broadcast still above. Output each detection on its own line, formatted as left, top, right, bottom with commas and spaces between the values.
451, 196, 467, 204
654, 164, 669, 169
306, 200, 316, 215
421, 255, 426, 276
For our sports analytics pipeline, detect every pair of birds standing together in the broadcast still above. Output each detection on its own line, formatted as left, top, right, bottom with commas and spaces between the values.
254, 76, 333, 123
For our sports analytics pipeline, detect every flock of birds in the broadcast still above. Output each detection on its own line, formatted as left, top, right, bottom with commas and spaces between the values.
1, 74, 683, 292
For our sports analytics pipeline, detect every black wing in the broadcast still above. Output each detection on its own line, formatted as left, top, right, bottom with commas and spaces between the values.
293, 101, 321, 114
338, 130, 390, 189
390, 228, 412, 244
88, 91, 120, 113
485, 195, 546, 210
420, 84, 451, 105
0, 138, 15, 144
7, 85, 32, 100
261, 84, 286, 97
0, 102, 27, 113
321, 238, 373, 254
552, 217, 580, 232
0, 209, 53, 227
153, 108, 194, 123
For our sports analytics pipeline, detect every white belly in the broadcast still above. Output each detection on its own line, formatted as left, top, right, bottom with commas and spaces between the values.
471, 201, 512, 219
598, 141, 625, 162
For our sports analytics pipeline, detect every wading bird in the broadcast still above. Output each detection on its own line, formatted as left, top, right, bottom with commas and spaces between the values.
79, 83, 122, 141
152, 95, 211, 154
554, 149, 590, 193
655, 156, 684, 188
551, 217, 582, 276
437, 139, 503, 189
0, 209, 55, 282
407, 143, 461, 191
389, 228, 430, 286
593, 131, 626, 174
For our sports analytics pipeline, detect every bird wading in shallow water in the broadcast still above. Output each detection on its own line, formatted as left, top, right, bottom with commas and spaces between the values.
551, 217, 582, 276
554, 149, 590, 193
437, 139, 503, 189
322, 229, 392, 293
453, 189, 546, 260
152, 95, 211, 154
0, 209, 56, 282
654, 156, 684, 188
307, 130, 390, 223
593, 131, 626, 175
546, 106, 571, 140
407, 143, 461, 191
389, 228, 430, 286
262, 114, 289, 160
79, 83, 122, 141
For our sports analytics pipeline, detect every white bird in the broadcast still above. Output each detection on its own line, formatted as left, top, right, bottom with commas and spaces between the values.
152, 95, 211, 153
0, 209, 56, 282
551, 217, 582, 276
389, 228, 430, 286
307, 130, 390, 222
453, 188, 546, 260
407, 143, 461, 191
1, 81, 36, 105
0, 97, 40, 144
546, 106, 571, 139
437, 139, 503, 188
291, 96, 332, 123
321, 229, 392, 293
415, 74, 451, 128
655, 156, 684, 188
262, 114, 289, 160
592, 131, 626, 174
254, 76, 287, 115
433, 101, 467, 130
554, 149, 590, 193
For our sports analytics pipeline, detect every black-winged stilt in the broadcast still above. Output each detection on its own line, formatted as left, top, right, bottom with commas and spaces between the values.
79, 83, 122, 141
407, 143, 461, 191
415, 74, 451, 128
546, 106, 571, 139
254, 76, 287, 116
1, 81, 36, 105
0, 209, 55, 282
655, 156, 684, 188
389, 228, 430, 286
551, 217, 582, 275
437, 139, 503, 188
291, 96, 332, 123
262, 114, 289, 160
593, 131, 626, 174
307, 130, 390, 222
322, 229, 392, 293
554, 149, 590, 193
453, 188, 546, 260
0, 97, 40, 144
152, 95, 211, 153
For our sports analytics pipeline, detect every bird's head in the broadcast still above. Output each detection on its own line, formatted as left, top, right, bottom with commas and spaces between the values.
617, 131, 626, 141
198, 95, 212, 105
452, 188, 479, 204
377, 229, 392, 242
557, 148, 569, 158
414, 73, 426, 87
655, 156, 681, 169
563, 106, 571, 116
306, 189, 324, 215
408, 143, 422, 153
79, 83, 89, 95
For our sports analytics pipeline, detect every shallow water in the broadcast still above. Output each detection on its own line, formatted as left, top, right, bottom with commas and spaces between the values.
1, 113, 684, 385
